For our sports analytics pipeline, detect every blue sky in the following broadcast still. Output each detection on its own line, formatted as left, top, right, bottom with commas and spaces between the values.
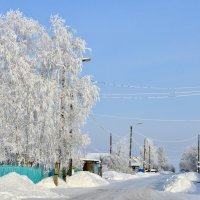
1, 0, 200, 169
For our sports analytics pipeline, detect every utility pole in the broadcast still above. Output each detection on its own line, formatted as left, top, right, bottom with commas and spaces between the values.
129, 126, 133, 167
198, 134, 200, 173
110, 133, 112, 154
143, 138, 146, 171
148, 146, 151, 172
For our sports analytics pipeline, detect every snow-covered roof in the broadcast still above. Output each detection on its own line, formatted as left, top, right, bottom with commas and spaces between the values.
81, 158, 100, 162
130, 156, 142, 167
85, 153, 109, 161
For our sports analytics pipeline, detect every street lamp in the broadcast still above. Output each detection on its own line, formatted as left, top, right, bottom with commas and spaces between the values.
68, 56, 92, 176
82, 57, 91, 62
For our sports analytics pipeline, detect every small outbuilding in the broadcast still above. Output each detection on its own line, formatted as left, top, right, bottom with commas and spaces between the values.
82, 159, 102, 176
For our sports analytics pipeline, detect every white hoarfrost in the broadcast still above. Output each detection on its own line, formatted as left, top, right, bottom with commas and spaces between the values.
0, 10, 99, 168
164, 172, 200, 193
0, 173, 59, 199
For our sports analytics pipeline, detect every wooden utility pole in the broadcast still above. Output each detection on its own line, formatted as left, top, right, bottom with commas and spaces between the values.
198, 134, 200, 173
148, 146, 151, 172
99, 157, 103, 177
143, 138, 146, 171
129, 126, 133, 167
110, 133, 112, 154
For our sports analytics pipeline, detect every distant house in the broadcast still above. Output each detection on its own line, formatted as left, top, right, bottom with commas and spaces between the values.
130, 156, 142, 171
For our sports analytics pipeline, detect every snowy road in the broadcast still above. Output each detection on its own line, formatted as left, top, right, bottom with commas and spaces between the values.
28, 174, 200, 200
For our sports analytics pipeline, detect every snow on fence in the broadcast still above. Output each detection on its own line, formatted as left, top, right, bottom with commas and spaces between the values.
0, 165, 45, 183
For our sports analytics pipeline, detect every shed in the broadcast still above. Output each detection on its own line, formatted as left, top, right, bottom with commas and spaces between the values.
82, 159, 101, 175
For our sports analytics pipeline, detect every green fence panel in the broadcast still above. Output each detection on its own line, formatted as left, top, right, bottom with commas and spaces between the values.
0, 165, 44, 183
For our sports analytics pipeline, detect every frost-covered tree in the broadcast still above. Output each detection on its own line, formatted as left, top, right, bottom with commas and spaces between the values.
140, 138, 157, 171
179, 145, 197, 172
157, 146, 168, 171
0, 10, 98, 169
103, 137, 131, 173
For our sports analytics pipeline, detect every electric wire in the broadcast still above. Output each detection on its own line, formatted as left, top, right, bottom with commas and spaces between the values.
94, 80, 200, 90
92, 114, 200, 122
134, 130, 197, 143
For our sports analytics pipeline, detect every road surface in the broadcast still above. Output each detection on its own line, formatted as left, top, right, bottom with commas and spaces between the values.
48, 174, 200, 200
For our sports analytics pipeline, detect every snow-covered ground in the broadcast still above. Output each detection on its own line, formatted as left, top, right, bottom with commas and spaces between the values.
103, 170, 158, 181
0, 172, 60, 199
164, 172, 200, 193
1, 171, 200, 200
38, 171, 109, 188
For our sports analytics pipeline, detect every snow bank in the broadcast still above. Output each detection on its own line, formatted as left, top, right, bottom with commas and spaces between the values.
38, 171, 109, 188
37, 176, 67, 188
0, 172, 59, 199
103, 171, 134, 180
159, 171, 173, 175
164, 172, 200, 193
103, 171, 158, 181
65, 171, 109, 187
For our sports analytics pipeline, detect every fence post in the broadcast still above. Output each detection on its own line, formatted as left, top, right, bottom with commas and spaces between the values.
69, 158, 73, 176
62, 167, 67, 182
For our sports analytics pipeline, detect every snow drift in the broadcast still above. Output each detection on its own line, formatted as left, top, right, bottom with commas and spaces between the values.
37, 176, 67, 188
0, 172, 59, 199
103, 171, 158, 181
38, 171, 109, 188
103, 171, 135, 180
164, 172, 200, 193
66, 171, 109, 187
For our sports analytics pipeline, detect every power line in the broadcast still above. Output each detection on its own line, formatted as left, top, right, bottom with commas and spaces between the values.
101, 92, 200, 99
94, 81, 200, 91
93, 114, 200, 122
134, 130, 197, 143
89, 115, 122, 138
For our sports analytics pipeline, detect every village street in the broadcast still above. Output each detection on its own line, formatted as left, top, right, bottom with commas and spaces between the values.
25, 174, 200, 200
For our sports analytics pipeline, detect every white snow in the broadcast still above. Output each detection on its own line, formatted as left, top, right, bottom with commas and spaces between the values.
37, 176, 67, 188
1, 171, 200, 200
103, 171, 135, 180
103, 170, 158, 181
164, 172, 200, 193
39, 171, 109, 188
65, 171, 109, 187
0, 172, 60, 199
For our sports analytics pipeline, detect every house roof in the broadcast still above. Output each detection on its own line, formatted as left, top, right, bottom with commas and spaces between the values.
81, 158, 100, 162
130, 156, 142, 167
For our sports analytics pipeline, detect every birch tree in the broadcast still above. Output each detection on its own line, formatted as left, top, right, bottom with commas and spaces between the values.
0, 10, 98, 169
157, 146, 168, 171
